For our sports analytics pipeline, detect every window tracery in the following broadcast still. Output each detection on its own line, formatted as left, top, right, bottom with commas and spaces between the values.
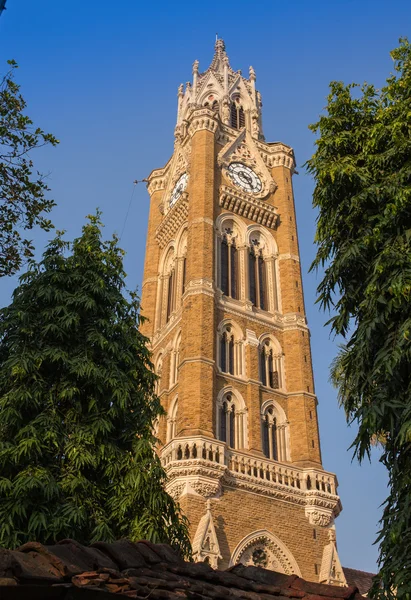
216, 215, 245, 300
259, 337, 283, 390
217, 321, 244, 377
261, 400, 289, 462
216, 389, 247, 449
246, 228, 279, 313
167, 396, 178, 442
231, 99, 245, 129
156, 226, 187, 329
249, 239, 267, 310
155, 353, 163, 396
170, 331, 181, 386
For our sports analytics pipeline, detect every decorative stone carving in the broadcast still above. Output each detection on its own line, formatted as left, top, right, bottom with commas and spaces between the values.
168, 482, 185, 500
230, 530, 301, 576
192, 500, 222, 568
219, 185, 278, 230
319, 527, 347, 586
190, 480, 221, 498
155, 193, 189, 249
305, 508, 333, 527
217, 130, 277, 200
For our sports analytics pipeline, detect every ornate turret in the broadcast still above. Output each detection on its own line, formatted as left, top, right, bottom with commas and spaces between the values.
175, 39, 264, 140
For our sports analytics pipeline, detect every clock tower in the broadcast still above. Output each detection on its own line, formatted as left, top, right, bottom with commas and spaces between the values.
140, 40, 345, 584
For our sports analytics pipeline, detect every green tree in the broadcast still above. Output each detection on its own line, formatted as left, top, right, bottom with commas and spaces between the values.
306, 39, 411, 598
0, 214, 191, 556
0, 60, 58, 277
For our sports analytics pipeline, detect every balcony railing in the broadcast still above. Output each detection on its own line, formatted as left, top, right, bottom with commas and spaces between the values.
161, 436, 338, 496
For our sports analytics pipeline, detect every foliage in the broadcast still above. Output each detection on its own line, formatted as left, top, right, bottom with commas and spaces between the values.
0, 214, 191, 556
306, 39, 411, 598
0, 60, 58, 277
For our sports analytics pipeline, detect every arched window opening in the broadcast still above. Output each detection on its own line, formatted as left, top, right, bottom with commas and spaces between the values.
220, 235, 237, 299
217, 392, 246, 449
249, 243, 267, 310
259, 340, 281, 390
261, 402, 289, 462
170, 332, 181, 387
167, 397, 178, 442
220, 402, 227, 442
218, 323, 243, 377
155, 355, 163, 395
212, 100, 219, 112
231, 101, 245, 129
166, 268, 176, 321
220, 328, 235, 375
182, 256, 187, 295
262, 409, 278, 460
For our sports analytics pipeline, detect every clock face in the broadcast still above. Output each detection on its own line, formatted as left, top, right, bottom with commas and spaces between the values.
227, 162, 262, 193
169, 173, 188, 207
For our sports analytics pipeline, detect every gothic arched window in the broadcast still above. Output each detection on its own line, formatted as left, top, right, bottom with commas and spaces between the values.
158, 246, 177, 328
166, 267, 176, 321
220, 233, 237, 299
249, 242, 267, 310
231, 101, 245, 129
167, 397, 178, 442
170, 331, 181, 387
259, 338, 283, 390
262, 408, 278, 460
182, 256, 187, 295
261, 402, 289, 462
155, 354, 163, 396
218, 322, 244, 377
217, 392, 246, 449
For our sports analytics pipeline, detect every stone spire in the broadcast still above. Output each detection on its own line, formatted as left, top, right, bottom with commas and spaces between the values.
175, 39, 265, 138
192, 499, 222, 568
208, 38, 231, 74
319, 529, 347, 587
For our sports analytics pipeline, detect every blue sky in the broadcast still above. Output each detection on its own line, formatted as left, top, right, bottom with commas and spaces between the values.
1, 0, 410, 573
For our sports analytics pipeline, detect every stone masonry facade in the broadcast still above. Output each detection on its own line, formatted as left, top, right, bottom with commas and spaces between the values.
140, 40, 345, 586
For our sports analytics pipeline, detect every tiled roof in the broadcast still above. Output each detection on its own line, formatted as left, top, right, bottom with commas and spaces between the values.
0, 539, 370, 599
343, 568, 376, 596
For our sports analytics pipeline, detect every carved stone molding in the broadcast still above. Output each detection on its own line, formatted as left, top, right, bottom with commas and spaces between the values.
168, 482, 186, 500
162, 438, 341, 520
217, 130, 277, 200
219, 185, 278, 230
187, 108, 219, 137
255, 140, 296, 172
190, 480, 222, 498
147, 173, 167, 196
231, 531, 301, 575
278, 253, 300, 263
183, 277, 216, 299
155, 193, 189, 249
305, 508, 334, 527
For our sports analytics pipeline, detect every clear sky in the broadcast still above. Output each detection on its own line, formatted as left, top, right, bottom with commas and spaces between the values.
1, 0, 410, 574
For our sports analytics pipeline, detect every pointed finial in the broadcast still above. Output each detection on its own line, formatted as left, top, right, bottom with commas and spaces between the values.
193, 60, 199, 74
249, 65, 256, 81
215, 37, 226, 53
178, 83, 184, 96
206, 498, 212, 512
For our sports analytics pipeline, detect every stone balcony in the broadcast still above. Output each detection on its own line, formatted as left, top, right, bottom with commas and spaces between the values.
161, 436, 342, 528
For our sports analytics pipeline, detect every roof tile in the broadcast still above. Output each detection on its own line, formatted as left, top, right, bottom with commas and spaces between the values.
0, 539, 371, 599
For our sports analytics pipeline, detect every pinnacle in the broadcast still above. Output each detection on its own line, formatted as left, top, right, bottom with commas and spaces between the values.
214, 37, 226, 53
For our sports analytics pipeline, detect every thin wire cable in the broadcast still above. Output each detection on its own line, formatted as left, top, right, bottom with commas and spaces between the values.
119, 182, 137, 241
119, 178, 147, 241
